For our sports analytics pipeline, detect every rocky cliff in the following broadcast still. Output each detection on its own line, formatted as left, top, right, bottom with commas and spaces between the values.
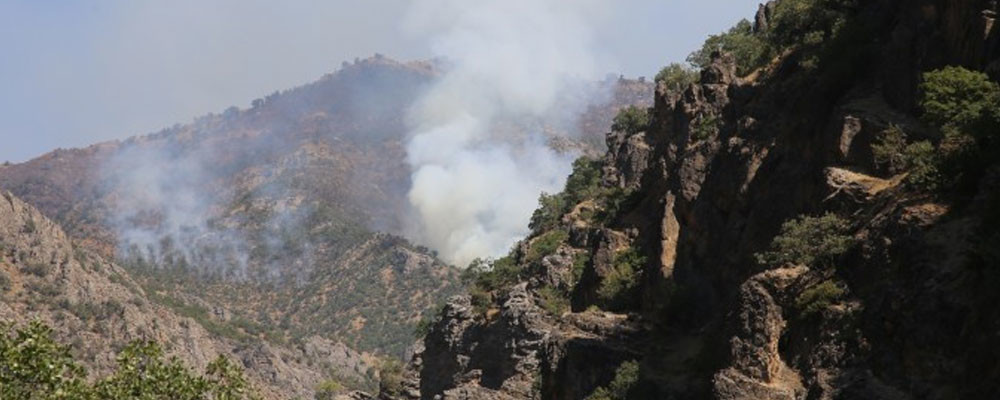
391, 1, 1000, 399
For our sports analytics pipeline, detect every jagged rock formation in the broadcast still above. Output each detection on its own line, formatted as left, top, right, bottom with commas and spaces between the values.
0, 191, 372, 399
392, 1, 1000, 399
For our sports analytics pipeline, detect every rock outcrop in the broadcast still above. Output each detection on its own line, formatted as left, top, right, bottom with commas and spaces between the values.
395, 1, 1000, 399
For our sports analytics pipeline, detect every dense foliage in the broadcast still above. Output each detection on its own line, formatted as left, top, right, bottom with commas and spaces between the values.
755, 213, 854, 268
611, 106, 650, 136
687, 19, 769, 76
597, 247, 646, 307
584, 360, 639, 400
0, 321, 258, 400
794, 280, 845, 318
654, 63, 699, 93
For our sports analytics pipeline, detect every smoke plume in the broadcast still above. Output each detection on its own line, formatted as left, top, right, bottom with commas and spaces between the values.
401, 0, 611, 266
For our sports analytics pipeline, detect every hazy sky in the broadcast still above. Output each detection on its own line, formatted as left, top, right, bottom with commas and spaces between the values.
0, 0, 761, 163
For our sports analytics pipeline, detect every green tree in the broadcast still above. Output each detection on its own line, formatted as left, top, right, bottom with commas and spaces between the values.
0, 321, 91, 400
687, 19, 769, 76
584, 360, 639, 400
94, 341, 209, 400
654, 63, 699, 93
755, 213, 854, 268
611, 106, 650, 136
206, 356, 258, 400
795, 280, 845, 318
920, 66, 1000, 136
597, 248, 646, 305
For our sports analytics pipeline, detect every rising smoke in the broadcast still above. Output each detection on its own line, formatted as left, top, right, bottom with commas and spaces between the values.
401, 0, 612, 266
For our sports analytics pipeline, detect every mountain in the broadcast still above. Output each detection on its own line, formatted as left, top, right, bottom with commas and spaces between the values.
386, 0, 1000, 399
0, 54, 654, 398
0, 191, 374, 399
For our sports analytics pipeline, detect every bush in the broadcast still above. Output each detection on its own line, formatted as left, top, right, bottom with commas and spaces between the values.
902, 140, 942, 191
536, 286, 570, 316
23, 218, 36, 234
871, 124, 908, 174
23, 262, 51, 278
611, 106, 650, 136
529, 158, 603, 231
920, 66, 1000, 136
0, 320, 90, 399
597, 248, 646, 304
688, 19, 769, 76
571, 252, 590, 286
766, 0, 858, 50
377, 359, 405, 397
655, 63, 699, 92
526, 230, 568, 264
584, 360, 640, 400
0, 321, 259, 399
870, 124, 943, 190
795, 280, 845, 318
0, 270, 10, 292
315, 380, 345, 399
464, 256, 521, 293
692, 113, 720, 141
755, 213, 854, 268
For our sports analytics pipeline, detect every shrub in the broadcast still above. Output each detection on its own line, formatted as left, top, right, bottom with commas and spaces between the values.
529, 158, 603, 231
571, 252, 591, 286
902, 140, 942, 191
0, 320, 91, 399
755, 213, 854, 268
584, 360, 640, 400
795, 280, 845, 318
315, 380, 345, 400
526, 230, 568, 264
920, 66, 1000, 136
377, 359, 405, 397
611, 106, 650, 136
536, 286, 570, 316
688, 19, 769, 76
655, 63, 699, 92
692, 113, 720, 141
464, 256, 521, 293
205, 355, 258, 400
871, 124, 908, 174
0, 270, 10, 292
23, 262, 51, 278
529, 192, 568, 231
766, 0, 858, 50
597, 248, 646, 304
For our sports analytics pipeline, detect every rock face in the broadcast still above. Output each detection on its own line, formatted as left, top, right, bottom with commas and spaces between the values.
395, 1, 1000, 399
0, 192, 373, 399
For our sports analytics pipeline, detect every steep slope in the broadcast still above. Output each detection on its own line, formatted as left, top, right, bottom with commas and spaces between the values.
392, 1, 1000, 399
0, 54, 654, 370
0, 191, 374, 399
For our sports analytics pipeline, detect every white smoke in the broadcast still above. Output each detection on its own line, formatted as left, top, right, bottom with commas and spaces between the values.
401, 0, 612, 266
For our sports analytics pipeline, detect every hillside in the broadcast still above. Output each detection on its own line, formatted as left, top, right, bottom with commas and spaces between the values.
0, 191, 374, 399
387, 0, 1000, 399
0, 53, 654, 397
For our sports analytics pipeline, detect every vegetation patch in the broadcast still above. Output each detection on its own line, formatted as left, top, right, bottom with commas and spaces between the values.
584, 360, 640, 400
526, 230, 568, 264
795, 280, 845, 318
597, 248, 646, 306
655, 63, 699, 93
0, 320, 258, 399
536, 286, 570, 316
611, 106, 650, 136
755, 213, 854, 268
